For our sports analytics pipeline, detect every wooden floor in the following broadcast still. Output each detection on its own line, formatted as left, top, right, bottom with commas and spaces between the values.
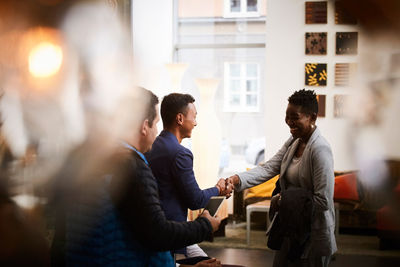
202, 247, 400, 267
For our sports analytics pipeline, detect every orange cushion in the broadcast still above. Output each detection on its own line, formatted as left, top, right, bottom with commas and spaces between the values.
245, 175, 279, 200
334, 173, 359, 201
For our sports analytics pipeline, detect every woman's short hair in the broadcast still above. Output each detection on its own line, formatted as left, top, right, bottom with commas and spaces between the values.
288, 89, 318, 115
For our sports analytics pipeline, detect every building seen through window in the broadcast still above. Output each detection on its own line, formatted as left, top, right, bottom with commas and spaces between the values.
175, 0, 266, 176
225, 0, 259, 17
224, 62, 259, 112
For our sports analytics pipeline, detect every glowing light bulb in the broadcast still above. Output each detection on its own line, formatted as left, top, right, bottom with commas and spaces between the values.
29, 42, 63, 78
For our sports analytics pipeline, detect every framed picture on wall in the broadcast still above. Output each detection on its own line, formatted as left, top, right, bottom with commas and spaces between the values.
305, 63, 327, 86
335, 63, 357, 86
305, 32, 327, 55
316, 94, 326, 117
334, 95, 348, 118
305, 1, 327, 24
336, 32, 358, 55
335, 1, 357, 24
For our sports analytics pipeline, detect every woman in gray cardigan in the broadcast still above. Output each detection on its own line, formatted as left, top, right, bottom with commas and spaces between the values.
227, 89, 336, 267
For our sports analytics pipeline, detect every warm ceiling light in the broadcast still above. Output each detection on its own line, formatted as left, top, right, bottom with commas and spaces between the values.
28, 42, 63, 78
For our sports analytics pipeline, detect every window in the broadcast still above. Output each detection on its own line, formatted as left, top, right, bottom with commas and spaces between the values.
224, 0, 260, 18
224, 62, 260, 112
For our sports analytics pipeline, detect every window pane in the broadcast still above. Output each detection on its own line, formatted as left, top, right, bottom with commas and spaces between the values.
230, 64, 241, 77
230, 79, 241, 92
246, 79, 257, 92
246, 94, 257, 107
246, 63, 258, 77
247, 0, 258, 12
230, 94, 241, 106
230, 0, 241, 12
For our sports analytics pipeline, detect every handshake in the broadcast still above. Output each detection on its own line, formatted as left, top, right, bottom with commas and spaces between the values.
200, 175, 241, 233
215, 174, 240, 198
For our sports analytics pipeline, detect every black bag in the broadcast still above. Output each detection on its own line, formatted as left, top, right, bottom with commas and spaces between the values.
266, 211, 284, 250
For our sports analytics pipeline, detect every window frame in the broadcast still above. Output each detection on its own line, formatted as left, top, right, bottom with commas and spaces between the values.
223, 62, 260, 113
224, 0, 260, 18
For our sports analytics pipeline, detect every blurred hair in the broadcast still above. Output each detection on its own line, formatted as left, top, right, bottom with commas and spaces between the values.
139, 87, 159, 127
288, 89, 318, 115
160, 93, 195, 128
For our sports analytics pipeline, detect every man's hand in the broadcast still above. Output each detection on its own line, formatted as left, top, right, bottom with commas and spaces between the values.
200, 210, 221, 232
269, 193, 281, 220
215, 178, 226, 195
216, 178, 233, 198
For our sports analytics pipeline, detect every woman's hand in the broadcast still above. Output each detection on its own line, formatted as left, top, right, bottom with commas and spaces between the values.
269, 193, 281, 220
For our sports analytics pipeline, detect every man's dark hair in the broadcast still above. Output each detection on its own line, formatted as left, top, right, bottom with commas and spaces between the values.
161, 93, 195, 128
288, 89, 318, 115
139, 87, 159, 127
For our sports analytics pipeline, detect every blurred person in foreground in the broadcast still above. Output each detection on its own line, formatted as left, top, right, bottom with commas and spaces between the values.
146, 93, 232, 261
50, 87, 221, 267
226, 89, 336, 267
109, 88, 222, 266
0, 126, 49, 266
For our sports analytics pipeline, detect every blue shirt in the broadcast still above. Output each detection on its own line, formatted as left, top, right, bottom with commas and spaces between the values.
122, 141, 149, 165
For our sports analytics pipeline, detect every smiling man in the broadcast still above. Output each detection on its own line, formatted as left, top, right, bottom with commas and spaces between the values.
146, 93, 231, 259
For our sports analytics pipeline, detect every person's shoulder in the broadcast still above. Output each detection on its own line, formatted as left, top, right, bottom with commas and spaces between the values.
313, 133, 331, 148
176, 144, 193, 158
154, 132, 180, 152
309, 134, 332, 158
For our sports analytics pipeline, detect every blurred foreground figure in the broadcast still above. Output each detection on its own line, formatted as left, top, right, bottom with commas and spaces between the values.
50, 88, 221, 266
339, 0, 400, 247
0, 0, 136, 266
0, 122, 50, 265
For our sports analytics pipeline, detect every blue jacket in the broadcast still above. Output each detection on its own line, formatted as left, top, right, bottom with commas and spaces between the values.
146, 130, 219, 223
65, 176, 174, 267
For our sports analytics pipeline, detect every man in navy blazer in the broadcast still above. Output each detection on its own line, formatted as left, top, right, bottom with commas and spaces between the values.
146, 93, 231, 257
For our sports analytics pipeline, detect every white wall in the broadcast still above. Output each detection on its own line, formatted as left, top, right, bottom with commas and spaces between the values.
131, 0, 173, 97
264, 0, 357, 171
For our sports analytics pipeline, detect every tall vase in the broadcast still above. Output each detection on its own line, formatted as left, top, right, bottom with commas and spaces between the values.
192, 78, 222, 189
165, 63, 188, 92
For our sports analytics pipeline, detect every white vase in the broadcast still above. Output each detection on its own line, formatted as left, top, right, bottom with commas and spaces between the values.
192, 78, 222, 189
165, 63, 188, 92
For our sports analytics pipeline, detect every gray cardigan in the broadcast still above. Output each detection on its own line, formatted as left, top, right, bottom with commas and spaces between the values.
236, 127, 337, 256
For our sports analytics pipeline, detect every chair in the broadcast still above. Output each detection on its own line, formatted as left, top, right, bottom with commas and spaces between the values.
246, 199, 271, 245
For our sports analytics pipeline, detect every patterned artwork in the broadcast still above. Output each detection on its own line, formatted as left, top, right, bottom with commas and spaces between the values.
316, 95, 326, 117
305, 1, 327, 24
335, 63, 357, 86
335, 1, 357, 24
336, 32, 358, 55
334, 95, 348, 118
305, 63, 327, 86
305, 32, 327, 55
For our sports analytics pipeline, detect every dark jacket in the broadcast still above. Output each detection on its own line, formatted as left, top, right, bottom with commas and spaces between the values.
50, 145, 177, 266
110, 147, 213, 252
146, 130, 219, 223
280, 187, 314, 260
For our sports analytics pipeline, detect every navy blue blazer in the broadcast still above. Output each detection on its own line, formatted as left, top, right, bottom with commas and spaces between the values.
146, 130, 219, 223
